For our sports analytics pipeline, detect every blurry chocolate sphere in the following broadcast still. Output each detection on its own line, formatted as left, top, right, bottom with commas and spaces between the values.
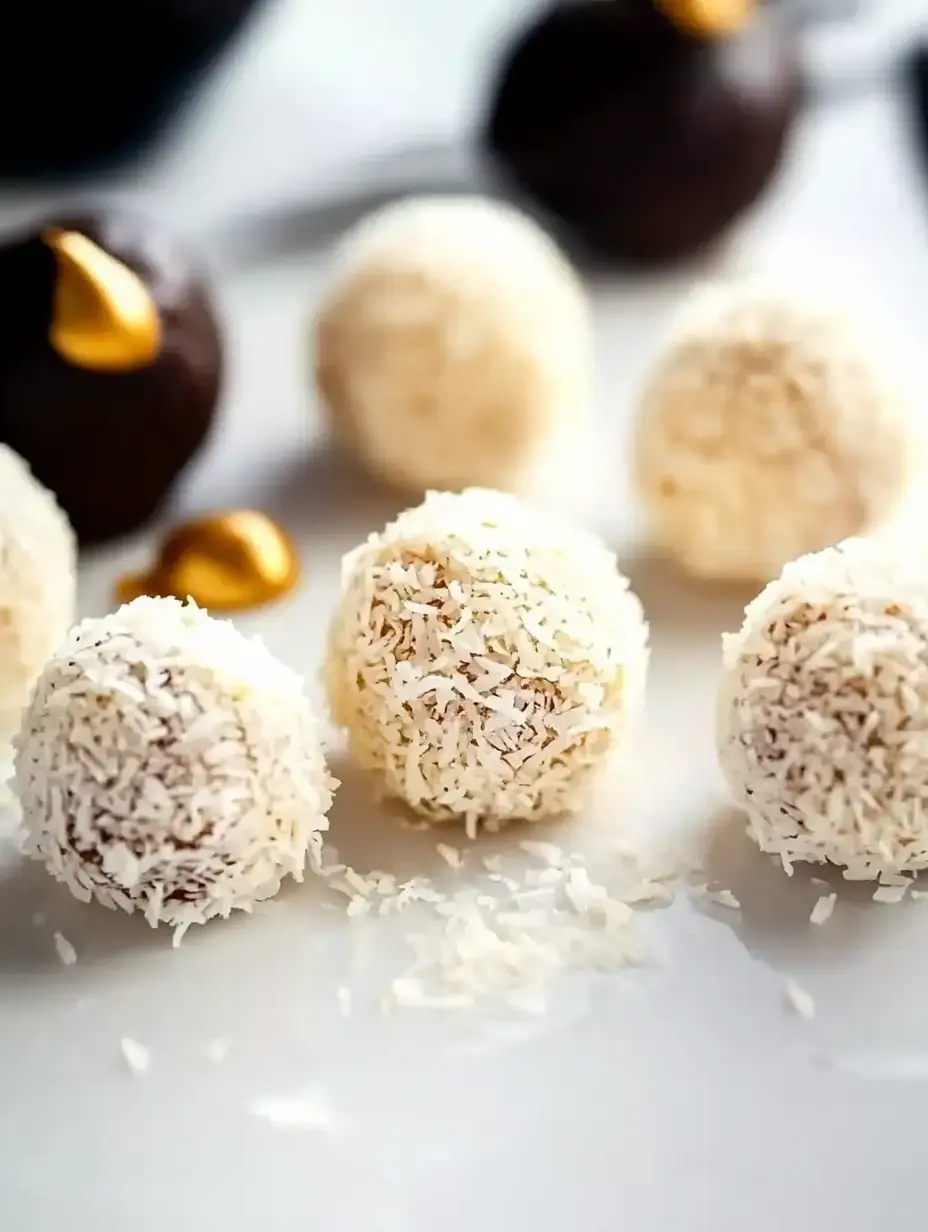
0, 213, 223, 546
482, 0, 804, 266
0, 0, 264, 177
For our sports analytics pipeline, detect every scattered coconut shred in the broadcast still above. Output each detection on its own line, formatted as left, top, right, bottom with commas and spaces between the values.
120, 1037, 151, 1077
810, 893, 837, 925
53, 931, 77, 966
692, 885, 740, 911
247, 1091, 335, 1131
206, 1038, 231, 1064
319, 837, 686, 1013
872, 883, 909, 904
784, 979, 816, 1020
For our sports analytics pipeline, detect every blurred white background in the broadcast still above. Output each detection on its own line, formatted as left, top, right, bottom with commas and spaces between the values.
0, 0, 924, 241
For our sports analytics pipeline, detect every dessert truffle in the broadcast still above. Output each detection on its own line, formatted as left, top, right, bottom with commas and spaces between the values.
324, 488, 648, 830
633, 282, 916, 582
0, 446, 76, 746
0, 212, 223, 545
717, 538, 928, 881
314, 196, 590, 494
482, 0, 803, 266
15, 597, 335, 934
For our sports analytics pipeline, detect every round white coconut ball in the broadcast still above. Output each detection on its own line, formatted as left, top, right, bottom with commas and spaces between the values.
717, 537, 928, 880
314, 195, 590, 494
634, 281, 917, 582
324, 488, 648, 828
0, 444, 75, 746
15, 597, 336, 933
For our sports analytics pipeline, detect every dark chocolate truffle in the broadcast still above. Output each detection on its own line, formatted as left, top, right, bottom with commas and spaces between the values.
0, 0, 265, 178
482, 0, 804, 266
0, 213, 222, 546
907, 42, 928, 192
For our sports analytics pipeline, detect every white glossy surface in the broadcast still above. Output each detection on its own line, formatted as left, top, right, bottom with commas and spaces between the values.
2, 6, 928, 1229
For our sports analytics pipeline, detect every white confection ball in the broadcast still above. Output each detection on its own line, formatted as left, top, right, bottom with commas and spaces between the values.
15, 597, 336, 932
634, 281, 916, 582
0, 445, 75, 745
324, 488, 648, 827
717, 537, 928, 880
314, 195, 591, 494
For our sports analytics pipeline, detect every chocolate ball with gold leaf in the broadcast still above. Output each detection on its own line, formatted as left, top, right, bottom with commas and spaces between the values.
0, 213, 223, 545
483, 0, 804, 266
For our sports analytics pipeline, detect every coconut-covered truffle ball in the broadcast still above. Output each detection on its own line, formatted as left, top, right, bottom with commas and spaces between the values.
634, 282, 916, 581
15, 597, 335, 933
717, 538, 928, 880
324, 488, 648, 828
0, 444, 75, 745
314, 196, 590, 494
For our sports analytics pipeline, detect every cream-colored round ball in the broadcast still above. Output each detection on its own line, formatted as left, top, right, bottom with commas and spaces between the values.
634, 282, 916, 582
16, 597, 336, 932
718, 538, 928, 881
314, 196, 590, 493
0, 445, 76, 745
324, 488, 648, 829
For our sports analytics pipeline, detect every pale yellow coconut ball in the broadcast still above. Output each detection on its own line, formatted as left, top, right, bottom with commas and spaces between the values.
324, 488, 648, 831
718, 537, 928, 882
634, 282, 917, 582
314, 196, 591, 494
0, 445, 75, 745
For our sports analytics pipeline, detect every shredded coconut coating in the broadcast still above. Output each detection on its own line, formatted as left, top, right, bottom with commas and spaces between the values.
0, 445, 76, 744
634, 282, 917, 581
314, 195, 590, 494
15, 597, 336, 931
717, 537, 928, 880
324, 488, 648, 827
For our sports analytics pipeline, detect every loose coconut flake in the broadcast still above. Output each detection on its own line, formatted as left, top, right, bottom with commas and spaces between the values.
809, 893, 837, 925
873, 884, 908, 905
436, 843, 464, 869
206, 1038, 231, 1064
247, 1091, 335, 1130
53, 931, 77, 965
784, 979, 816, 1020
693, 885, 741, 910
120, 1037, 151, 1077
320, 834, 677, 1013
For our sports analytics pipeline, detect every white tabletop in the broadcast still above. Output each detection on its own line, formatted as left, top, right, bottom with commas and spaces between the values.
2, 5, 928, 1230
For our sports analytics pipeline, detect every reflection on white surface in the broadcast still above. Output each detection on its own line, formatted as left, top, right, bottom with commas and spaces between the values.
827, 1050, 928, 1079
